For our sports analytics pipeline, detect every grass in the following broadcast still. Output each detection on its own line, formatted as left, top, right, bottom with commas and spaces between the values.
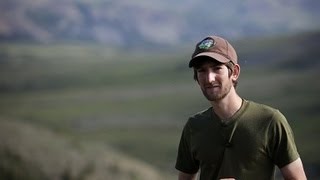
0, 118, 165, 180
0, 33, 320, 179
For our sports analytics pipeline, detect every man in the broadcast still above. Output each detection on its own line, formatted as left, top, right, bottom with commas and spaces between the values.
175, 35, 307, 180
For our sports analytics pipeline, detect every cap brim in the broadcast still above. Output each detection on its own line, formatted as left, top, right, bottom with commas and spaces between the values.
189, 52, 230, 68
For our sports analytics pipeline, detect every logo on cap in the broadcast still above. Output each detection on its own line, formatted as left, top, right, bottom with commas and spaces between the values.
198, 38, 215, 50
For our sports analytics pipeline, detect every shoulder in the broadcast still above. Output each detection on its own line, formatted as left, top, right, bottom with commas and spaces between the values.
245, 100, 292, 132
246, 100, 278, 113
184, 107, 213, 131
245, 100, 284, 120
189, 107, 212, 120
239, 100, 290, 131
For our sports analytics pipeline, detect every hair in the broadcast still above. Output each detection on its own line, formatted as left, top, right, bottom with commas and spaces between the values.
192, 57, 238, 88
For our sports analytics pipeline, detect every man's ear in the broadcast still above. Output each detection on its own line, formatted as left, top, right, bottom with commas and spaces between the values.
232, 64, 240, 80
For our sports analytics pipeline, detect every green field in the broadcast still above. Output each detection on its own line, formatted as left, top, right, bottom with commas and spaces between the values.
1, 32, 320, 179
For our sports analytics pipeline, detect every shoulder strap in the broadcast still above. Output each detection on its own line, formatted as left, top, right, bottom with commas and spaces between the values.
212, 120, 239, 179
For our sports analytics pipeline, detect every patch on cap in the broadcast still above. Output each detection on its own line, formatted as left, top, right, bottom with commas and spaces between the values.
198, 38, 216, 50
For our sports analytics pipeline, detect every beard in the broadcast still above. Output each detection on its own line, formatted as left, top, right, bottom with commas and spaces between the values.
201, 82, 232, 101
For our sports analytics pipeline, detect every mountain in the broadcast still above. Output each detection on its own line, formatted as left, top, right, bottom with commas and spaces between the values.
0, 0, 319, 47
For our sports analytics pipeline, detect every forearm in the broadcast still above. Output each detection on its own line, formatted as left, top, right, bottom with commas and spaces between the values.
178, 171, 197, 180
280, 158, 307, 180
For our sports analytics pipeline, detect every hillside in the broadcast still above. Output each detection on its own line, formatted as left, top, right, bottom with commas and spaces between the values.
1, 31, 319, 92
0, 31, 319, 179
235, 31, 320, 68
0, 118, 164, 180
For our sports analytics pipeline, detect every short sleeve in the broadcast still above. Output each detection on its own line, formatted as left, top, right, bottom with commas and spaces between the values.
267, 110, 300, 168
175, 120, 199, 174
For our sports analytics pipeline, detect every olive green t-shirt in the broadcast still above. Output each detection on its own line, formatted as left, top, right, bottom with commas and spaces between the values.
175, 100, 300, 180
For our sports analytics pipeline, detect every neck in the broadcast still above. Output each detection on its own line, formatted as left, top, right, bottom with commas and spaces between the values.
210, 88, 242, 120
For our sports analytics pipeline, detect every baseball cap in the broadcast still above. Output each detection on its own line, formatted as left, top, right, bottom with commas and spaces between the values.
189, 35, 238, 68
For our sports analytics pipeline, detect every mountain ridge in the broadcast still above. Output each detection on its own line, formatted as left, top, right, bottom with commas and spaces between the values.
0, 0, 319, 47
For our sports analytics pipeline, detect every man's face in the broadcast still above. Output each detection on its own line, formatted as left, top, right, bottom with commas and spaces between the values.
195, 60, 233, 102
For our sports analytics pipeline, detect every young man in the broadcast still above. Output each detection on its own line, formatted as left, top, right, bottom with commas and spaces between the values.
175, 35, 307, 180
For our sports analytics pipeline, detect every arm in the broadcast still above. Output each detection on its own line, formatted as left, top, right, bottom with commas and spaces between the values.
178, 171, 197, 180
280, 158, 307, 180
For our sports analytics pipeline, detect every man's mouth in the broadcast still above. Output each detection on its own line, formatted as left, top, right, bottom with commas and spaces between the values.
205, 84, 220, 89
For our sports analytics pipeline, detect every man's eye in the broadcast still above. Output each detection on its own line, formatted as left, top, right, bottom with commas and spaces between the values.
197, 69, 205, 73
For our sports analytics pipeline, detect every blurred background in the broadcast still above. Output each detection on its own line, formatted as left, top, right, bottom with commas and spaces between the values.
0, 0, 319, 179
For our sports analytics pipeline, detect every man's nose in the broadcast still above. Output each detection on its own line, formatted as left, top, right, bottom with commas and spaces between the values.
206, 71, 216, 83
